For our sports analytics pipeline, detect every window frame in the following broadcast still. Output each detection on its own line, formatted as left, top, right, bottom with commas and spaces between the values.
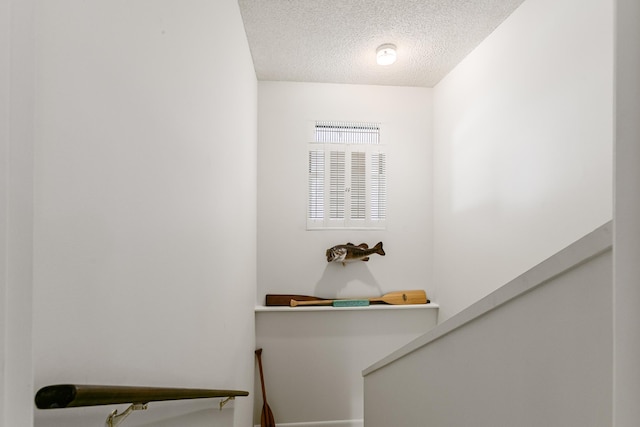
307, 121, 386, 230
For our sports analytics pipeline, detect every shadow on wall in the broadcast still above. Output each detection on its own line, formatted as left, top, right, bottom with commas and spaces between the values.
314, 261, 383, 298
35, 404, 233, 427
136, 406, 234, 427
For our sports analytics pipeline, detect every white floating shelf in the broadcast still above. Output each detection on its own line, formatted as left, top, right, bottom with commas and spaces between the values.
255, 303, 439, 313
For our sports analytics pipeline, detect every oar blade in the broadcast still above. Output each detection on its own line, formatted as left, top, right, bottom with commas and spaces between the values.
261, 404, 276, 427
379, 290, 427, 305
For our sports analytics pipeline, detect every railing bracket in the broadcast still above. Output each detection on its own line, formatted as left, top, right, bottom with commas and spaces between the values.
105, 403, 147, 427
219, 396, 235, 410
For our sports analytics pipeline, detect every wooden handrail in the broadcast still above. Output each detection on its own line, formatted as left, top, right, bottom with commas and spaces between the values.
35, 384, 249, 409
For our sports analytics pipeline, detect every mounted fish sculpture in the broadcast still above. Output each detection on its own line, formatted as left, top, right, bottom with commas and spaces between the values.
326, 242, 385, 265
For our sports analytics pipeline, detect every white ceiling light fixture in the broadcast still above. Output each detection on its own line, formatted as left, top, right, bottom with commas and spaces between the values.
376, 44, 397, 66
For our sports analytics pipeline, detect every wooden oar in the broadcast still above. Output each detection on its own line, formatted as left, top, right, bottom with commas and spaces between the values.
290, 290, 428, 307
255, 349, 275, 427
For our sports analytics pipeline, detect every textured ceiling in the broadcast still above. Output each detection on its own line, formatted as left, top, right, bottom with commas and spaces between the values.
238, 0, 526, 87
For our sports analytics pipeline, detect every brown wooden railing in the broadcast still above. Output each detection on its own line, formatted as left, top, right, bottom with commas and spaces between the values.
35, 384, 248, 409
35, 384, 249, 426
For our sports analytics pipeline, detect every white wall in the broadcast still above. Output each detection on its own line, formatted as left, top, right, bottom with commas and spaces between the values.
613, 0, 640, 424
433, 0, 614, 321
32, 1, 257, 426
0, 0, 5, 412
364, 226, 613, 427
255, 82, 434, 425
1, 1, 36, 426
257, 82, 433, 302
255, 307, 437, 425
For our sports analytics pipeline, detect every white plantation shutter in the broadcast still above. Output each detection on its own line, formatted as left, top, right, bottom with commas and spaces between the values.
308, 150, 324, 220
315, 120, 380, 144
371, 151, 386, 221
350, 151, 366, 220
307, 121, 386, 230
329, 150, 345, 220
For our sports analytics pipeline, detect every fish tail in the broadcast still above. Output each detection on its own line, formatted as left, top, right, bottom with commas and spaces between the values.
374, 242, 385, 256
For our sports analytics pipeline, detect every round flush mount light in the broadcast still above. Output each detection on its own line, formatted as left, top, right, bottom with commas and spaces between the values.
376, 44, 397, 66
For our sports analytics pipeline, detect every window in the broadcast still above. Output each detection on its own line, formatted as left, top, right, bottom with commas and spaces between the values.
307, 121, 386, 230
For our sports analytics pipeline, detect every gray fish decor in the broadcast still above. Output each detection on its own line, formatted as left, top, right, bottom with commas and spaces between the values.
326, 242, 385, 265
